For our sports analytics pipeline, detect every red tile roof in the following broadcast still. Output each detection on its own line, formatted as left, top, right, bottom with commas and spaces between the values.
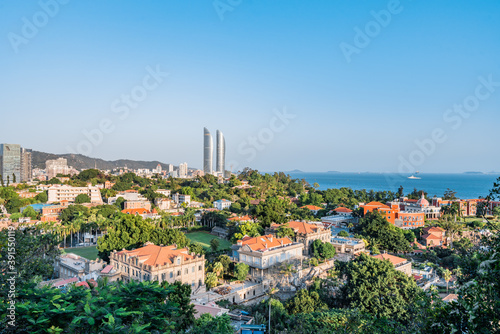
421, 233, 441, 240
334, 207, 353, 213
239, 234, 293, 252
301, 205, 323, 211
364, 201, 390, 209
116, 244, 195, 266
52, 277, 78, 288
228, 215, 253, 221
271, 221, 323, 235
101, 265, 113, 274
372, 254, 407, 266
121, 208, 150, 215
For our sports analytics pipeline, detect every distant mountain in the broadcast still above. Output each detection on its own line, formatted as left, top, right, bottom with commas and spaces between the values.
327, 171, 341, 173
285, 169, 303, 173
463, 171, 484, 175
31, 151, 186, 171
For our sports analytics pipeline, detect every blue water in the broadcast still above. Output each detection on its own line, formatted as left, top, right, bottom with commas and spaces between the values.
286, 172, 500, 199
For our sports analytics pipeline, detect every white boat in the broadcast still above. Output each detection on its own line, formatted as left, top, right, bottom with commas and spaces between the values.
408, 175, 421, 179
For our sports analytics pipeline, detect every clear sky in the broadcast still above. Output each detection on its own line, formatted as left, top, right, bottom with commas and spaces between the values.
1, 0, 499, 173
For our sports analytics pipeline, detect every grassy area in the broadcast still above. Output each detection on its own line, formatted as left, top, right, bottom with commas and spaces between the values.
63, 246, 98, 260
186, 232, 231, 251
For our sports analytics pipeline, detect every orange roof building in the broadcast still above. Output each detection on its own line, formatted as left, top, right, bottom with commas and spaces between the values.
372, 253, 412, 276
300, 205, 323, 212
268, 221, 331, 255
110, 243, 205, 289
232, 235, 304, 274
121, 208, 150, 215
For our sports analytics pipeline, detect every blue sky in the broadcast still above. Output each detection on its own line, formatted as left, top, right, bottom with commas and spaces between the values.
1, 0, 499, 173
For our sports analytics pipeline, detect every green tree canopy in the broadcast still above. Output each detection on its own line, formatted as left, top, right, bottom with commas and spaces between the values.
74, 193, 91, 204
339, 253, 419, 321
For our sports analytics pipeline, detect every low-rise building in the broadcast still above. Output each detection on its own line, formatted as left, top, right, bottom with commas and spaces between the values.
109, 243, 205, 291
372, 253, 412, 276
267, 221, 331, 255
213, 199, 232, 210
330, 237, 365, 254
172, 193, 191, 205
47, 185, 103, 204
231, 235, 304, 276
300, 205, 323, 215
124, 199, 152, 211
55, 253, 105, 280
420, 226, 446, 247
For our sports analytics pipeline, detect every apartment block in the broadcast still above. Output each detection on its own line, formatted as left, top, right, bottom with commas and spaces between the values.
47, 185, 103, 204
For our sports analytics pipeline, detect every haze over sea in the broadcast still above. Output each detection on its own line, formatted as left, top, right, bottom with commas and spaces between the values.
285, 172, 500, 200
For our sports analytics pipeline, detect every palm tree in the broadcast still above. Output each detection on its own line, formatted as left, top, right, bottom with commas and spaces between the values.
442, 268, 452, 293
213, 262, 223, 279
438, 215, 462, 249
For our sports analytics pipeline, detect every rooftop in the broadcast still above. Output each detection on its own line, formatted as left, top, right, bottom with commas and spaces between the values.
116, 244, 197, 266
238, 234, 293, 252
372, 253, 408, 266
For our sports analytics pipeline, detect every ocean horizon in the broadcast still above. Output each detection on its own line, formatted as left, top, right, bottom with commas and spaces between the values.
280, 172, 500, 200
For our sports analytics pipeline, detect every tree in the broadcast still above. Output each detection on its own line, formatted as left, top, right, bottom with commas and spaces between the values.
353, 211, 411, 253
210, 238, 220, 252
276, 224, 295, 239
0, 228, 61, 294
12, 173, 16, 184
403, 229, 416, 243
231, 221, 263, 242
234, 263, 249, 281
443, 188, 457, 200
190, 314, 233, 334
1, 280, 189, 333
213, 262, 223, 278
35, 191, 48, 203
188, 242, 205, 255
169, 281, 196, 330
339, 253, 419, 321
22, 206, 38, 220
441, 268, 453, 293
311, 239, 336, 260
205, 272, 218, 289
254, 197, 289, 227
74, 193, 91, 204
285, 289, 328, 315
338, 230, 349, 237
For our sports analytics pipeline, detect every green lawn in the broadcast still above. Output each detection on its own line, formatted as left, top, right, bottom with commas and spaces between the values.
63, 246, 98, 260
186, 232, 231, 251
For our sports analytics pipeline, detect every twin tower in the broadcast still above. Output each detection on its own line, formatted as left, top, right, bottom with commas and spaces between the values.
203, 127, 225, 175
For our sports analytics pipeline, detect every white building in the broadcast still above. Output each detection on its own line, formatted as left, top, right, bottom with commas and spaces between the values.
173, 193, 191, 205
213, 199, 232, 210
47, 185, 103, 204
179, 162, 188, 178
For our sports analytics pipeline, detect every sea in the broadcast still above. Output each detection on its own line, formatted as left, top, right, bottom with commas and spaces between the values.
285, 172, 500, 200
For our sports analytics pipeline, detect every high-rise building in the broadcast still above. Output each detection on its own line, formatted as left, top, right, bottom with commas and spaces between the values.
179, 162, 188, 178
0, 144, 21, 184
216, 130, 225, 175
20, 148, 32, 182
46, 158, 70, 179
167, 164, 174, 173
203, 127, 213, 174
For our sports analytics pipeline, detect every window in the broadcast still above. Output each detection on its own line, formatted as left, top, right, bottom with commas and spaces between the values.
177, 258, 180, 265
170, 272, 173, 278
178, 270, 181, 276
199, 265, 202, 271
192, 266, 195, 273
185, 268, 188, 274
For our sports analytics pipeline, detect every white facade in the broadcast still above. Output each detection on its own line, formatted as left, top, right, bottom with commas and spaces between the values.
213, 199, 232, 210
179, 163, 188, 178
47, 185, 103, 204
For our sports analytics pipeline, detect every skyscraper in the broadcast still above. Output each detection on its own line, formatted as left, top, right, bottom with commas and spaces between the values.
216, 130, 225, 175
0, 144, 21, 184
203, 127, 213, 174
20, 148, 32, 182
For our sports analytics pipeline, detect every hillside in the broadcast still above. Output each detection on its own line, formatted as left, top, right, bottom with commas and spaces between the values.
31, 151, 184, 171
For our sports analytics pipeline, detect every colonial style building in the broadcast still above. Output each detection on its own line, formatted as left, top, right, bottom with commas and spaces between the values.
109, 243, 205, 291
267, 221, 331, 255
420, 226, 446, 247
231, 235, 304, 276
